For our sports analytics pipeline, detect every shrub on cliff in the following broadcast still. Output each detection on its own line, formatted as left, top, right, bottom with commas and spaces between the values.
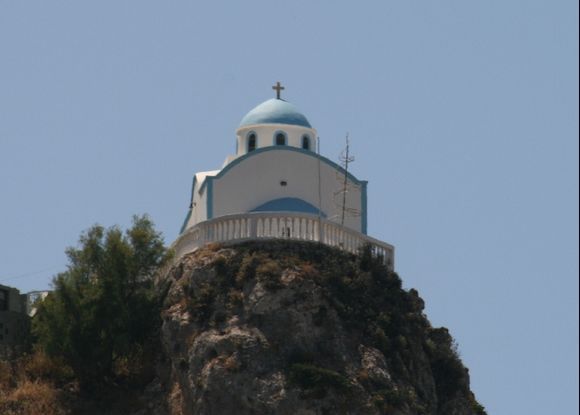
32, 215, 170, 388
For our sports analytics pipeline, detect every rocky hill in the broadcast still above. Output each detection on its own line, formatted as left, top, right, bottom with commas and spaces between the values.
150, 241, 486, 415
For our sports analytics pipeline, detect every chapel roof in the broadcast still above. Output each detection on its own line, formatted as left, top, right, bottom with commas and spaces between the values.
238, 98, 312, 128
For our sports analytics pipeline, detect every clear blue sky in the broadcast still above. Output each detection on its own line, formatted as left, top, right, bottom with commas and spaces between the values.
1, 1, 578, 413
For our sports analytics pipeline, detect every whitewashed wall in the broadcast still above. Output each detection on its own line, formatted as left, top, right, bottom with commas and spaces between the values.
209, 148, 365, 233
235, 124, 318, 156
186, 172, 212, 230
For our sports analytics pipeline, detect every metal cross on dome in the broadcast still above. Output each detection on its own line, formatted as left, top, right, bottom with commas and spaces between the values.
272, 81, 285, 99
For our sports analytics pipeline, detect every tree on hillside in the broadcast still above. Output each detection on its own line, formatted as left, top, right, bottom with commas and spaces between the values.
32, 215, 170, 387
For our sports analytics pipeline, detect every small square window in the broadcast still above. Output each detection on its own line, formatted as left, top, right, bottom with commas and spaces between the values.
0, 290, 7, 311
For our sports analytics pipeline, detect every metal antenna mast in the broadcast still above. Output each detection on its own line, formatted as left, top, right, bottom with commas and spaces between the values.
331, 134, 361, 226
339, 134, 355, 226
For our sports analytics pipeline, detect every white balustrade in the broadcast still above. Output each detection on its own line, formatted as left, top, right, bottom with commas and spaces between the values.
172, 212, 394, 270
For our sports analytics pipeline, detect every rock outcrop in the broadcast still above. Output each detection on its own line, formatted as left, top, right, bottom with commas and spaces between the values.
153, 241, 486, 415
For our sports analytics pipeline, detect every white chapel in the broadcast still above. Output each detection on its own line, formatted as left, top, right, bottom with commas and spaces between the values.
173, 83, 394, 268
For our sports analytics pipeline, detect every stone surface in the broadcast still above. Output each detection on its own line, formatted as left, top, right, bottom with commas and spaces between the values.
149, 242, 485, 415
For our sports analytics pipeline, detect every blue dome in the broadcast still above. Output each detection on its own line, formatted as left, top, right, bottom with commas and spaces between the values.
239, 99, 312, 128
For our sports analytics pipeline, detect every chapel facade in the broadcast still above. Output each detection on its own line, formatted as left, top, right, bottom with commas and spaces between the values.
174, 84, 394, 268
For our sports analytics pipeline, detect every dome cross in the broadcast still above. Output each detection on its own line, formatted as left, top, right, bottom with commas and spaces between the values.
272, 81, 285, 99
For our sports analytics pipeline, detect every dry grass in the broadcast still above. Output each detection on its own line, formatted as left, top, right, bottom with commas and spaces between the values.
356, 368, 370, 384
0, 379, 68, 415
0, 352, 151, 415
18, 351, 73, 384
0, 360, 13, 389
221, 354, 240, 372
0, 352, 74, 415
168, 381, 184, 415
299, 262, 319, 278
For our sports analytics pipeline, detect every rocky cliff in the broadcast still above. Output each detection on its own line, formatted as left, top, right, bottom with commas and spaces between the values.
152, 241, 486, 415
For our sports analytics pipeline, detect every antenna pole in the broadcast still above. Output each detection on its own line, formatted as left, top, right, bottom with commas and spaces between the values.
332, 134, 360, 225
340, 134, 350, 226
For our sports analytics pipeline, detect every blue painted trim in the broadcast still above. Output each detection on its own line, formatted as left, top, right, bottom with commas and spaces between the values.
179, 176, 197, 234
361, 181, 368, 234
179, 210, 192, 234
273, 130, 287, 146
199, 146, 366, 195
251, 197, 327, 217
206, 179, 214, 219
246, 130, 257, 153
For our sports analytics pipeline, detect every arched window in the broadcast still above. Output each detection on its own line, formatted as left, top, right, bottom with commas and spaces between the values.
275, 132, 286, 146
248, 133, 257, 152
302, 135, 311, 150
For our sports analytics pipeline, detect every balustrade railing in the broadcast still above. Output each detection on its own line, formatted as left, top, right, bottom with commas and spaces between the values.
172, 212, 394, 269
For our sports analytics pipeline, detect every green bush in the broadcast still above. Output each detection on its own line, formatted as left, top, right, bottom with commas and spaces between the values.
256, 259, 282, 289
188, 282, 215, 325
372, 388, 406, 408
32, 215, 169, 389
430, 353, 466, 400
471, 398, 488, 415
235, 253, 261, 285
426, 327, 468, 401
288, 363, 350, 396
